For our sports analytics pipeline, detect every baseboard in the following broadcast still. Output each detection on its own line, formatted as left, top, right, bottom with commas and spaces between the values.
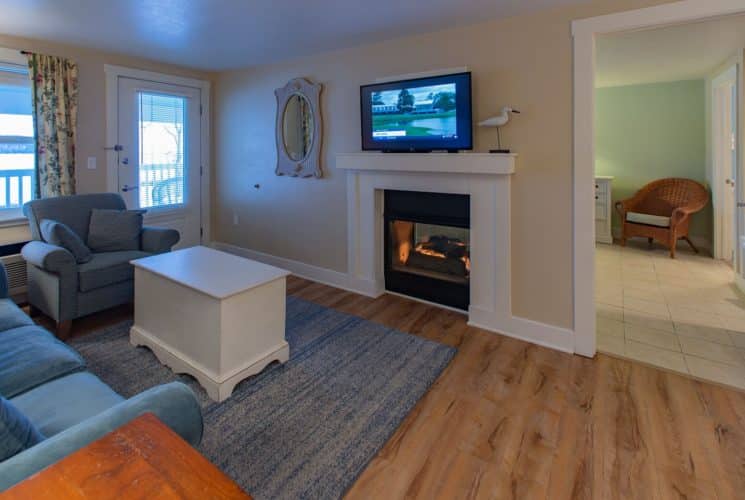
211, 241, 382, 298
212, 241, 580, 356
468, 306, 575, 354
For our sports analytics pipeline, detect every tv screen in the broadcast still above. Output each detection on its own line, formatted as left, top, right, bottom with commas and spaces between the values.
360, 72, 472, 152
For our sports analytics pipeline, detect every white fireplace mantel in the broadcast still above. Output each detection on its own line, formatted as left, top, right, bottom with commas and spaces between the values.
335, 151, 575, 354
336, 152, 516, 175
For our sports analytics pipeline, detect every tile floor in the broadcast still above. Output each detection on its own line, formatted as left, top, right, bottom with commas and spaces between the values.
596, 240, 745, 390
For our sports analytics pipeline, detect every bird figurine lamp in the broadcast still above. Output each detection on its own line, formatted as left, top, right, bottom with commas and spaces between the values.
478, 106, 520, 153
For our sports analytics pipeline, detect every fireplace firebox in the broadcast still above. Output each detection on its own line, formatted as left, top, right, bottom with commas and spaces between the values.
384, 190, 470, 310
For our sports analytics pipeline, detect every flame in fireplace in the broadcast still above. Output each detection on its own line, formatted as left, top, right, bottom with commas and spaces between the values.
398, 240, 411, 264
462, 255, 471, 272
414, 243, 447, 260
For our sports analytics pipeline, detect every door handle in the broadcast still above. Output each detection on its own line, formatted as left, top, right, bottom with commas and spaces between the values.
737, 202, 745, 207
121, 184, 139, 193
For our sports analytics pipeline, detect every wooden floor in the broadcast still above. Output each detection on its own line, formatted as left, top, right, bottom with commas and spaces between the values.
54, 276, 745, 499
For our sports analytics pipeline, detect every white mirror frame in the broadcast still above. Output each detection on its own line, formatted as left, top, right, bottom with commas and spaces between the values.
274, 78, 323, 178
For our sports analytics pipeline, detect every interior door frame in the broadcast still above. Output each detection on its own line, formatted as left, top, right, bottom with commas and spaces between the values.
711, 65, 739, 262
104, 64, 211, 243
572, 0, 745, 357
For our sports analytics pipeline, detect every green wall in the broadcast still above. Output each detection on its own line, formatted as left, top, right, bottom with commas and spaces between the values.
595, 80, 711, 246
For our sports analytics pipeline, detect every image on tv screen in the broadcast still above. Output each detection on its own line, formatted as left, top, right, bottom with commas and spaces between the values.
371, 83, 457, 141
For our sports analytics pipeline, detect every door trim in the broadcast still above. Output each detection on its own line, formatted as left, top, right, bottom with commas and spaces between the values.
572, 0, 745, 357
711, 65, 738, 261
104, 64, 211, 243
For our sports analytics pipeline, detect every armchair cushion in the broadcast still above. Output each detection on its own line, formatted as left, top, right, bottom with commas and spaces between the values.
0, 325, 85, 398
39, 219, 92, 264
141, 226, 180, 254
21, 241, 76, 274
626, 212, 671, 228
77, 250, 149, 292
0, 396, 44, 462
11, 372, 123, 437
87, 209, 145, 252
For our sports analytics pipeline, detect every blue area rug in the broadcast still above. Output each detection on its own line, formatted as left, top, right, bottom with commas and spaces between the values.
71, 296, 455, 499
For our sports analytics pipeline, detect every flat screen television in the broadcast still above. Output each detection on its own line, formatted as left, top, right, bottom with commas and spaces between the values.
360, 72, 472, 152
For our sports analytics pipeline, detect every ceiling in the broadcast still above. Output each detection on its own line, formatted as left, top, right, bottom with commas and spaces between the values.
596, 13, 745, 88
0, 0, 580, 72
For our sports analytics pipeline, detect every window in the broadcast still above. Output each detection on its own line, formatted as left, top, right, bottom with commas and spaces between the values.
138, 92, 185, 209
0, 63, 33, 216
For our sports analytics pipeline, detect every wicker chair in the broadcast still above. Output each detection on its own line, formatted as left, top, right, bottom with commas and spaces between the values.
615, 178, 709, 258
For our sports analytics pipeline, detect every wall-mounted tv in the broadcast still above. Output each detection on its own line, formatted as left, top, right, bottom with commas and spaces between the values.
360, 72, 472, 152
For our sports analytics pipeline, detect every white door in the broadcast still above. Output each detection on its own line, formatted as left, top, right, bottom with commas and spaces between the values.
116, 77, 202, 248
713, 70, 737, 264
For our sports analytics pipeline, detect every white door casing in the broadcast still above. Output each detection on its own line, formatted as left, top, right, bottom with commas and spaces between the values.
711, 65, 737, 264
572, 0, 745, 358
104, 65, 211, 247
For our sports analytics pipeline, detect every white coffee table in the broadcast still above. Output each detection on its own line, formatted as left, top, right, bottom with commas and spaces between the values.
129, 246, 291, 402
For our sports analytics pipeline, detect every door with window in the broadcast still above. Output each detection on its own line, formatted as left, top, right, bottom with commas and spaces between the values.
116, 78, 201, 248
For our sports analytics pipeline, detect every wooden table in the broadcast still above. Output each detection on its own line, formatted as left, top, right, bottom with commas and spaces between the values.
130, 246, 291, 402
0, 413, 251, 499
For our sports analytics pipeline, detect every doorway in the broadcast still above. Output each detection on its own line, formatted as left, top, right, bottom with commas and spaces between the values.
105, 66, 210, 249
573, 2, 745, 386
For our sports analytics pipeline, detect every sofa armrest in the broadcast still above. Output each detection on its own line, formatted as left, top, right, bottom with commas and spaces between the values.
21, 241, 76, 274
141, 226, 180, 254
0, 382, 202, 491
0, 261, 8, 299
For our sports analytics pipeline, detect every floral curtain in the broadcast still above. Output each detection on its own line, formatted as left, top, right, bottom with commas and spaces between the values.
26, 53, 79, 198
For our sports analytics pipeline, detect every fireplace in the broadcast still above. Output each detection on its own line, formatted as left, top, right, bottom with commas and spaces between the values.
384, 190, 470, 310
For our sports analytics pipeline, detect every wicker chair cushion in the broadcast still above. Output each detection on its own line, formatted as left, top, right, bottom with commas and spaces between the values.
626, 211, 671, 227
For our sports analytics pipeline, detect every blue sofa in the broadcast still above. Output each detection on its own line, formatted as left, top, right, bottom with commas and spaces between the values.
0, 264, 202, 491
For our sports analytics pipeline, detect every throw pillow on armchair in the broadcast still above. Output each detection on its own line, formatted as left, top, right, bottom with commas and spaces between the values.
87, 209, 147, 252
39, 219, 92, 264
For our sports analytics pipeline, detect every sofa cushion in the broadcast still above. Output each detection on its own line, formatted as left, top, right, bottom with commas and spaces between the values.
87, 209, 145, 252
0, 299, 34, 333
626, 211, 671, 228
11, 372, 123, 437
0, 396, 45, 461
39, 219, 92, 264
0, 325, 85, 398
77, 251, 149, 292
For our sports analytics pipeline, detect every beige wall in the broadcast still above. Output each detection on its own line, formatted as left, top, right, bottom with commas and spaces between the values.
213, 0, 673, 329
0, 34, 213, 244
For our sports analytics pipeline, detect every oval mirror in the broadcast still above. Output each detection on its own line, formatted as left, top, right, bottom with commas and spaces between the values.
282, 93, 313, 162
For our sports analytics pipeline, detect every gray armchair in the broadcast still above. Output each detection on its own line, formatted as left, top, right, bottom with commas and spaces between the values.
22, 193, 179, 339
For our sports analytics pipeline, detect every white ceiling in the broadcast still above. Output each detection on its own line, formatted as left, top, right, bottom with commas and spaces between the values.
596, 13, 745, 88
0, 0, 579, 72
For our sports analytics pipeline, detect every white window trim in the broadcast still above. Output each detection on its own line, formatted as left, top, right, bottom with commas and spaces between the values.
0, 46, 32, 225
104, 64, 211, 243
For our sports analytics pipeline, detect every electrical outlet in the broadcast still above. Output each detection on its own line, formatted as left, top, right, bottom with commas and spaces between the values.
87, 157, 97, 170
233, 212, 239, 225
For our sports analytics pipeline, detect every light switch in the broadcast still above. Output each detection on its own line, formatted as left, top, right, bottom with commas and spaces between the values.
87, 157, 97, 170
